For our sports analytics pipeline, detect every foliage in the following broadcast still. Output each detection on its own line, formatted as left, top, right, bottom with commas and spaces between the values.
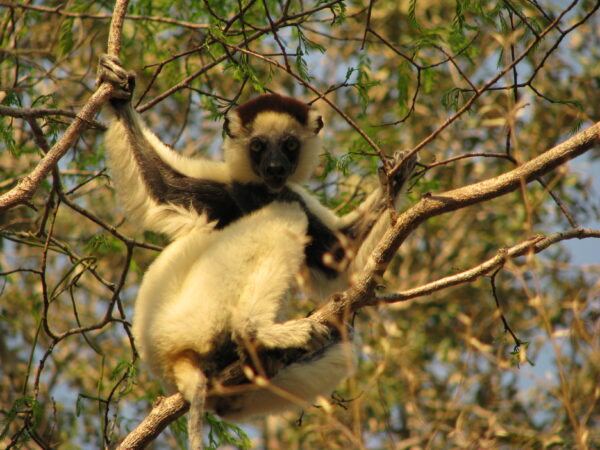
1, 0, 599, 448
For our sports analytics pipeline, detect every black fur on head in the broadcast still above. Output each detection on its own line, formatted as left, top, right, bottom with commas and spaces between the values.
235, 94, 311, 127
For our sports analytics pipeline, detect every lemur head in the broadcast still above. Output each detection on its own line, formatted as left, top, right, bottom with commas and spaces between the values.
223, 94, 323, 192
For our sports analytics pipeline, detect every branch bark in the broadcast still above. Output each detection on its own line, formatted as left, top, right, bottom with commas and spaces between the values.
117, 394, 189, 450
0, 0, 130, 213
117, 121, 600, 448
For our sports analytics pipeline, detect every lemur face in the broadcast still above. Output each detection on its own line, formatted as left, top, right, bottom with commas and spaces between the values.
247, 133, 301, 192
223, 94, 323, 191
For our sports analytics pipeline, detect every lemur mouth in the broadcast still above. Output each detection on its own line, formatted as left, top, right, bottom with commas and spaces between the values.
264, 176, 287, 192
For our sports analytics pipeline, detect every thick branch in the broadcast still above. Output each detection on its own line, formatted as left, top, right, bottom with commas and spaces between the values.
0, 0, 130, 213
117, 394, 189, 450
107, 0, 129, 56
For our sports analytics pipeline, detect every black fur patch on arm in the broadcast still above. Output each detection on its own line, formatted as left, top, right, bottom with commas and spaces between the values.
166, 177, 241, 228
123, 121, 242, 227
277, 188, 346, 279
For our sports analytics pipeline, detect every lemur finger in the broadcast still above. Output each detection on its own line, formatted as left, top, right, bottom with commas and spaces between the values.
378, 166, 389, 187
390, 150, 418, 185
97, 54, 135, 100
97, 55, 125, 83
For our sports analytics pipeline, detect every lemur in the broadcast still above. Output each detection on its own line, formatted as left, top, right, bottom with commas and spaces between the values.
97, 54, 416, 448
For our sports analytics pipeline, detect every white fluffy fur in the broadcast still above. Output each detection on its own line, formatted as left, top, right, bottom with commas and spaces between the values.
134, 202, 310, 382
132, 202, 351, 419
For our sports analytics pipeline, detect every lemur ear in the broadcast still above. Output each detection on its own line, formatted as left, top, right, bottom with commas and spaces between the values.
309, 110, 323, 134
314, 116, 324, 134
223, 117, 233, 138
223, 112, 242, 138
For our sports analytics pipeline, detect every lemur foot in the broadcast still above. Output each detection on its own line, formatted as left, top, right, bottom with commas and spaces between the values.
278, 318, 332, 353
378, 150, 419, 195
235, 318, 331, 355
97, 54, 136, 100
234, 319, 333, 378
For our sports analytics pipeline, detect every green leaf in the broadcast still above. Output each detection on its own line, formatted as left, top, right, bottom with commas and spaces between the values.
295, 48, 312, 82
353, 55, 379, 112
58, 18, 74, 57
441, 87, 462, 111
396, 63, 411, 116
329, 1, 347, 25
84, 233, 109, 254
0, 396, 42, 440
422, 68, 436, 94
408, 0, 420, 30
1, 90, 20, 107
205, 412, 251, 449
0, 116, 17, 156
110, 361, 137, 397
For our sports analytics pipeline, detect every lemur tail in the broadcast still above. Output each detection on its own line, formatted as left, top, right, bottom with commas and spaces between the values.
188, 369, 207, 450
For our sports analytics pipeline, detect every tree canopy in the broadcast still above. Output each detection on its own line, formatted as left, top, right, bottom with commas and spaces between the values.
1, 1, 599, 448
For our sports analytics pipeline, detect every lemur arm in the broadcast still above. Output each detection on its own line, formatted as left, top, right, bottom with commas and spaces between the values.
290, 152, 416, 288
98, 55, 232, 239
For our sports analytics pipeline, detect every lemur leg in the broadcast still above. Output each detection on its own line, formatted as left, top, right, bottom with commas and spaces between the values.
228, 204, 331, 358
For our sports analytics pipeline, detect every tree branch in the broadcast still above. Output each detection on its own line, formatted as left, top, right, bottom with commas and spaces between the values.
377, 227, 600, 303
0, 0, 130, 213
0, 105, 106, 129
0, 1, 210, 30
117, 394, 189, 450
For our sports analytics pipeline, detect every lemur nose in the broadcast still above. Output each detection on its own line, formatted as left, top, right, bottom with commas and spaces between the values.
266, 164, 286, 177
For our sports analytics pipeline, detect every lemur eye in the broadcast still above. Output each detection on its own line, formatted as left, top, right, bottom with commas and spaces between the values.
249, 138, 264, 153
284, 137, 299, 152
